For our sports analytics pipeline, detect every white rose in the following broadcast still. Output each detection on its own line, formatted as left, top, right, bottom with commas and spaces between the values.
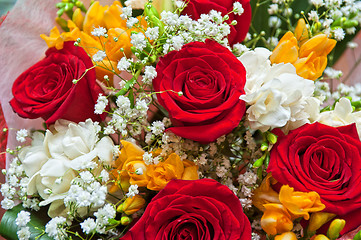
19, 119, 114, 217
318, 97, 361, 139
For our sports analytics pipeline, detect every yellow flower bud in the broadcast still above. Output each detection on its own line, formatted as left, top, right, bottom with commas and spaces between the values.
314, 234, 330, 240
117, 195, 146, 215
275, 232, 298, 240
252, 174, 280, 212
308, 212, 336, 232
121, 216, 131, 225
327, 219, 346, 240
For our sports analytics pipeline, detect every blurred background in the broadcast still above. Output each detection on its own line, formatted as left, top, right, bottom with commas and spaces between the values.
0, 0, 16, 16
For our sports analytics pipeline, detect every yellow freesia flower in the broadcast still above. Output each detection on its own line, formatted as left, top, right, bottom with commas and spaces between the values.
261, 203, 294, 235
279, 185, 325, 220
147, 153, 198, 191
308, 212, 336, 232
117, 195, 146, 215
270, 19, 336, 80
275, 232, 298, 240
252, 174, 280, 212
41, 1, 132, 85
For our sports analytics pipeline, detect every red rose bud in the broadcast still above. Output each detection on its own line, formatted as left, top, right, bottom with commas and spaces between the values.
120, 179, 251, 240
182, 0, 251, 45
10, 41, 107, 125
153, 40, 247, 143
268, 122, 361, 235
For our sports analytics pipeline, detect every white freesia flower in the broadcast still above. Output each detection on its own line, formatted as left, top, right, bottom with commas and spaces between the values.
239, 48, 318, 132
18, 119, 114, 217
318, 97, 361, 139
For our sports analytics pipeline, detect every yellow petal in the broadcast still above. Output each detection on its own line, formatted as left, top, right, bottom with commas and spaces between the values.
103, 1, 127, 29
299, 34, 336, 59
294, 19, 309, 46
182, 160, 199, 180
314, 234, 330, 240
308, 212, 336, 232
253, 174, 280, 212
118, 195, 146, 215
275, 232, 298, 240
83, 1, 108, 35
270, 32, 299, 64
261, 203, 293, 235
72, 8, 84, 29
279, 185, 325, 220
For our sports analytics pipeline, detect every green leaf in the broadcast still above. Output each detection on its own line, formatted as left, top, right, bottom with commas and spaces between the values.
0, 204, 52, 240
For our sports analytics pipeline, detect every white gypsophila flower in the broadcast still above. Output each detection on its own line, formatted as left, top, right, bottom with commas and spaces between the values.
117, 57, 131, 72
116, 95, 131, 109
333, 28, 345, 41
348, 41, 359, 49
94, 204, 116, 227
1, 198, 14, 209
145, 27, 159, 41
81, 218, 96, 235
19, 119, 114, 217
131, 32, 147, 51
311, 0, 324, 7
308, 10, 319, 22
143, 152, 153, 165
17, 227, 31, 240
125, 0, 147, 9
16, 129, 28, 143
79, 171, 95, 184
16, 211, 31, 227
242, 185, 253, 198
233, 2, 244, 15
45, 217, 67, 240
171, 35, 185, 51
150, 121, 165, 135
91, 27, 107, 37
104, 125, 115, 135
161, 11, 179, 26
94, 94, 108, 114
346, 27, 356, 35
126, 184, 139, 198
233, 43, 249, 56
92, 50, 106, 62
268, 16, 281, 28
318, 97, 361, 139
268, 4, 278, 14
216, 166, 227, 178
175, 0, 185, 8
99, 169, 110, 183
135, 167, 144, 175
144, 65, 157, 82
127, 17, 139, 28
267, 37, 279, 48
240, 198, 253, 209
1, 183, 16, 198
324, 67, 343, 79
252, 232, 261, 240
135, 99, 149, 116
239, 48, 317, 132
238, 171, 257, 185
121, 6, 132, 19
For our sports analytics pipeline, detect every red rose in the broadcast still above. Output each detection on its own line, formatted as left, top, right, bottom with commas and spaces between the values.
10, 41, 106, 125
182, 0, 251, 45
153, 40, 246, 143
121, 179, 251, 240
267, 122, 361, 234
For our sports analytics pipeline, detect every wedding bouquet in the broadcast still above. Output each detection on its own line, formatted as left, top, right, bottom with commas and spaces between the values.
1, 0, 361, 239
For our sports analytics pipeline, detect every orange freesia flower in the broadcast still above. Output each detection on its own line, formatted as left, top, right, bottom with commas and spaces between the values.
147, 153, 198, 191
110, 141, 198, 193
40, 1, 133, 84
279, 185, 325, 220
270, 19, 336, 80
252, 174, 280, 212
118, 195, 146, 215
275, 232, 298, 240
261, 203, 294, 235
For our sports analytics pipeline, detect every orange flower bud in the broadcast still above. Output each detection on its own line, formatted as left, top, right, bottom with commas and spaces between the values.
118, 195, 146, 215
270, 31, 299, 64
308, 212, 336, 232
252, 174, 280, 212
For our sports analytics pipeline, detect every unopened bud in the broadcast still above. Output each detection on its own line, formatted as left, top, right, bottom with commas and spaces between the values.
327, 219, 346, 240
267, 132, 278, 144
121, 216, 131, 225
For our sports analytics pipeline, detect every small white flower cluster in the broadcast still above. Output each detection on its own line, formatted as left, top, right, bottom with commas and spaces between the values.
126, 184, 139, 198
16, 211, 31, 240
92, 50, 107, 62
79, 204, 116, 235
237, 170, 258, 209
16, 129, 28, 143
1, 158, 33, 210
64, 170, 108, 211
331, 82, 361, 101
91, 27, 107, 37
107, 95, 150, 137
94, 94, 108, 114
45, 217, 68, 240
